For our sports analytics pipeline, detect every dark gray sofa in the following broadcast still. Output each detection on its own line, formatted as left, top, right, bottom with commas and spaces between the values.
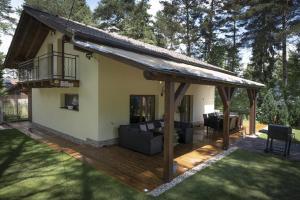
118, 120, 194, 155
118, 124, 163, 155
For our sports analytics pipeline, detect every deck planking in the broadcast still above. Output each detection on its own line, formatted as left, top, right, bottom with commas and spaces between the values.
9, 122, 244, 191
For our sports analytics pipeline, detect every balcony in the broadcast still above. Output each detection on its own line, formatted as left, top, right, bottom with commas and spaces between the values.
17, 52, 80, 88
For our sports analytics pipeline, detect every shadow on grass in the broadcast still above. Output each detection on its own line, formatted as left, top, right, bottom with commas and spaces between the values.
0, 136, 27, 178
160, 150, 300, 200
0, 129, 147, 200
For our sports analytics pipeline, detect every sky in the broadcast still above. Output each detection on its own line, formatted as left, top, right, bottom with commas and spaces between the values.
0, 0, 253, 67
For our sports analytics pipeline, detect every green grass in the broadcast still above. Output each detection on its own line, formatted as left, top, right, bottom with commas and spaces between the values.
0, 129, 144, 200
259, 128, 300, 143
160, 150, 300, 200
1, 129, 300, 200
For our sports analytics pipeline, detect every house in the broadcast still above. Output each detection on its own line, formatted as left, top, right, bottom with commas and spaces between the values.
3, 6, 264, 181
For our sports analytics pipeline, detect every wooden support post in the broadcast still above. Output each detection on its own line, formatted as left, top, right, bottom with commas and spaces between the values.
217, 86, 235, 150
28, 88, 32, 122
163, 80, 175, 182
174, 83, 190, 108
247, 89, 257, 134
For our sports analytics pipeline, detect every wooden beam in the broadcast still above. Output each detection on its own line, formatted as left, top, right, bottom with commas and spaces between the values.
164, 80, 175, 182
247, 89, 257, 134
217, 86, 235, 149
15, 17, 35, 59
25, 22, 45, 58
174, 83, 190, 108
144, 71, 261, 89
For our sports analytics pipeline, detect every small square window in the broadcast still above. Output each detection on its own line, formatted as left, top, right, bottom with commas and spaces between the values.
62, 94, 79, 111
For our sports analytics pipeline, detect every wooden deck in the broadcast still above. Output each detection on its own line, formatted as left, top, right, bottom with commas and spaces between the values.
9, 122, 243, 191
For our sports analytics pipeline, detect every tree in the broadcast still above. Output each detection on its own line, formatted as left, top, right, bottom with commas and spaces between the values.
257, 89, 278, 124
157, 0, 203, 56
200, 0, 224, 60
220, 0, 242, 73
154, 1, 181, 49
93, 0, 155, 44
277, 0, 300, 87
121, 0, 156, 44
0, 0, 15, 90
23, 0, 93, 25
285, 40, 300, 125
241, 1, 281, 85
206, 39, 228, 67
0, 0, 15, 36
93, 0, 135, 30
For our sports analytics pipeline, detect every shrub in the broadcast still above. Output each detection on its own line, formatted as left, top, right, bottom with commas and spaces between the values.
287, 98, 300, 127
277, 101, 289, 125
257, 90, 278, 124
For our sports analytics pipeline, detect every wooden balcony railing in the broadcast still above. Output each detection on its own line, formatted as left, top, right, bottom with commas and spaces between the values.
18, 52, 78, 82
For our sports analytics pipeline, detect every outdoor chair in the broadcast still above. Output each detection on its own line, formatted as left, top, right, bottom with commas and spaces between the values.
210, 116, 223, 133
203, 114, 210, 135
265, 124, 293, 157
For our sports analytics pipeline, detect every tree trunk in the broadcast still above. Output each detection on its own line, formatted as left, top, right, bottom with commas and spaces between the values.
282, 0, 288, 87
185, 2, 191, 56
207, 0, 215, 58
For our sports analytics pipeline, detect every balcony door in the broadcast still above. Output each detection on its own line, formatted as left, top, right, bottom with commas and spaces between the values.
130, 95, 155, 124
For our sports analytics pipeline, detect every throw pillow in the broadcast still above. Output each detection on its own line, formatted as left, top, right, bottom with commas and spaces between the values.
139, 124, 147, 132
147, 123, 155, 130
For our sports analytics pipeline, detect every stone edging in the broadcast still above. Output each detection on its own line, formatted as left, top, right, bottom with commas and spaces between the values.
148, 146, 239, 197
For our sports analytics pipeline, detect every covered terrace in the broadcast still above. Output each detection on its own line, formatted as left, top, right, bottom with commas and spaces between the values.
73, 39, 265, 182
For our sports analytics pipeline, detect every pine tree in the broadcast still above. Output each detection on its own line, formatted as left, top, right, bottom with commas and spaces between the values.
200, 0, 223, 60
286, 40, 300, 100
93, 0, 135, 30
0, 0, 15, 90
220, 0, 242, 73
93, 0, 155, 44
157, 0, 203, 57
257, 89, 278, 124
0, 0, 15, 36
154, 1, 181, 49
241, 1, 280, 85
24, 0, 93, 25
121, 0, 156, 44
275, 0, 300, 87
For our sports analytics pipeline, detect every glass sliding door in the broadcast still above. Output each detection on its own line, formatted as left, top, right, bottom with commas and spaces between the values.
130, 95, 155, 123
179, 95, 192, 122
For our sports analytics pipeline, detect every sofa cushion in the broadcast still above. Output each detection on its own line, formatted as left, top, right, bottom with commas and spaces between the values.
139, 124, 147, 132
147, 123, 155, 130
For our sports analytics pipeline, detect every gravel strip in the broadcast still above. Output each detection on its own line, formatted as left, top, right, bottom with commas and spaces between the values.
148, 146, 238, 197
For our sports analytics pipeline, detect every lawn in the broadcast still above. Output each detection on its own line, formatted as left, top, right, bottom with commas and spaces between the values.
0, 129, 144, 200
259, 128, 300, 143
1, 129, 300, 200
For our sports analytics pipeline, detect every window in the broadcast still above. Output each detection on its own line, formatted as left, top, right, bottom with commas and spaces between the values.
62, 94, 79, 111
130, 95, 155, 123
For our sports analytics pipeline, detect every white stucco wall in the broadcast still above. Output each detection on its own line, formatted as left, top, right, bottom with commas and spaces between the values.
31, 31, 215, 143
98, 55, 215, 141
32, 31, 100, 141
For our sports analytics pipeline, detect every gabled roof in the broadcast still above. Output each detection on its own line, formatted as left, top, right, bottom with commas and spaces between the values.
4, 5, 265, 88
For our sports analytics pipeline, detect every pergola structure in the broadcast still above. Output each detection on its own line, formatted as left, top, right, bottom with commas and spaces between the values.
144, 72, 260, 181
4, 6, 265, 183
